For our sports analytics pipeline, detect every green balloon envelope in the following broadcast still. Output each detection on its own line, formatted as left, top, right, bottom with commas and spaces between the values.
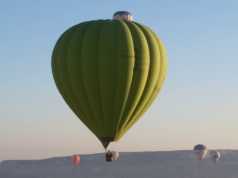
52, 19, 167, 149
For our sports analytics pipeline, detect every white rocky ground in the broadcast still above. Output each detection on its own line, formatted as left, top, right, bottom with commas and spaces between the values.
1, 150, 238, 178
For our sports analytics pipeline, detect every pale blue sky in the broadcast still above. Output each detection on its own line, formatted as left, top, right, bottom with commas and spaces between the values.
1, 0, 238, 160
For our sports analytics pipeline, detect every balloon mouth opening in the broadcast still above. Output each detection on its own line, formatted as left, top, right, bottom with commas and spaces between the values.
100, 137, 114, 149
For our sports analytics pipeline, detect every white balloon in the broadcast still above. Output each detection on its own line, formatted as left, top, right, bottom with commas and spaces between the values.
210, 150, 221, 163
111, 151, 119, 161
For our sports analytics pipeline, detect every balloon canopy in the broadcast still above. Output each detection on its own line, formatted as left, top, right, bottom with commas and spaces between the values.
51, 12, 168, 149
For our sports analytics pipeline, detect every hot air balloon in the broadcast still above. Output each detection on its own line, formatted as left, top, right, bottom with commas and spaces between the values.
193, 144, 208, 160
113, 11, 133, 21
210, 150, 221, 163
51, 11, 167, 157
111, 151, 120, 161
105, 150, 113, 162
72, 155, 80, 166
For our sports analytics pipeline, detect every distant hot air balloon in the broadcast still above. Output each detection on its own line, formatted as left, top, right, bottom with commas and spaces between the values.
72, 155, 80, 166
52, 11, 168, 157
111, 151, 120, 161
113, 11, 133, 21
105, 150, 113, 162
210, 150, 221, 163
193, 144, 208, 160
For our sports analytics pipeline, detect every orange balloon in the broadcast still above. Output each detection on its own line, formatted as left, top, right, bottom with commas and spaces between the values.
72, 155, 80, 166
